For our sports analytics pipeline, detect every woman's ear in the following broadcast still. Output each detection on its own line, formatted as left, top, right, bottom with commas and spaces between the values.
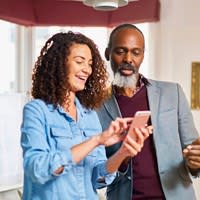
105, 48, 110, 61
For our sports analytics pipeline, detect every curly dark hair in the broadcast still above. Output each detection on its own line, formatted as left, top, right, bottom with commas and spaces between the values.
32, 31, 108, 110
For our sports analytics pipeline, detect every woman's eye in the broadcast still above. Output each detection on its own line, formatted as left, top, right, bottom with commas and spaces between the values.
75, 60, 83, 64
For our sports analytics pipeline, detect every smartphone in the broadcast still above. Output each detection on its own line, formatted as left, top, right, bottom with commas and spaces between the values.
127, 110, 151, 138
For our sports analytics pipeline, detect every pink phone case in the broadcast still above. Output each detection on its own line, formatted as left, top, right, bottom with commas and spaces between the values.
127, 111, 151, 139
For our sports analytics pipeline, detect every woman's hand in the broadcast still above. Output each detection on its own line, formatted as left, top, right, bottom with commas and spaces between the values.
119, 126, 153, 157
105, 125, 153, 173
97, 117, 132, 146
97, 117, 153, 148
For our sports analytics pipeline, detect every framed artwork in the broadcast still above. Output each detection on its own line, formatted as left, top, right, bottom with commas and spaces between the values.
191, 62, 200, 109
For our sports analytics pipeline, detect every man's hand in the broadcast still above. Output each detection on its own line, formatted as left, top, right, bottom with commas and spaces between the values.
183, 137, 200, 169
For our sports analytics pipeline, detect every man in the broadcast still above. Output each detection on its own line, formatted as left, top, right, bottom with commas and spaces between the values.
97, 24, 200, 200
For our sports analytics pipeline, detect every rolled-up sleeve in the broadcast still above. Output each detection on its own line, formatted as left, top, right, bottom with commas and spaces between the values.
92, 161, 116, 189
91, 145, 116, 189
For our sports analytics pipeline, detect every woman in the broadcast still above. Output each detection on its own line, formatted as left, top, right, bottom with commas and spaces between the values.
20, 31, 150, 200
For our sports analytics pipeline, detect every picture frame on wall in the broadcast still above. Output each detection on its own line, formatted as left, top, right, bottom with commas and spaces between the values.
191, 62, 200, 109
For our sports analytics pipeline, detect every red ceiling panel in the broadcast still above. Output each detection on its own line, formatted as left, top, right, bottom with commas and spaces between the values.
0, 0, 160, 27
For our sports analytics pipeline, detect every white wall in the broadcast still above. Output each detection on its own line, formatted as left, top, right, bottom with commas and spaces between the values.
148, 0, 200, 96
147, 0, 200, 198
0, 93, 26, 200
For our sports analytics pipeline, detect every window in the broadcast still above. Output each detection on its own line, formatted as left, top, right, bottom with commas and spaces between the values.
0, 20, 17, 92
34, 26, 109, 60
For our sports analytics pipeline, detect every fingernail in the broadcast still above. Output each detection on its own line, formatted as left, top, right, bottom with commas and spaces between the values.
187, 145, 192, 150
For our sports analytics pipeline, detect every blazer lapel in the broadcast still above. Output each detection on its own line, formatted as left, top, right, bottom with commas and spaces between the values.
147, 80, 160, 136
104, 95, 122, 120
103, 95, 123, 155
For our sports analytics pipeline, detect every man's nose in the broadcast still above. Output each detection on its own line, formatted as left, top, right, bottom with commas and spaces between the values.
123, 52, 133, 63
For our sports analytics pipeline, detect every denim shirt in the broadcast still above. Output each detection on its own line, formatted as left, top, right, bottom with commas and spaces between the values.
21, 98, 115, 200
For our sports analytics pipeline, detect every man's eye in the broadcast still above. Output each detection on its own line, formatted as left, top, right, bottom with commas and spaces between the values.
115, 50, 125, 55
133, 50, 143, 56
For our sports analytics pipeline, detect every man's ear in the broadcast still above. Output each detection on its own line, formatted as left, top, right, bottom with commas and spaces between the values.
105, 48, 110, 61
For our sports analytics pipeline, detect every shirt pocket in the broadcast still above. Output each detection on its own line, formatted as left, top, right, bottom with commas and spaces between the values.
84, 129, 99, 163
50, 127, 73, 150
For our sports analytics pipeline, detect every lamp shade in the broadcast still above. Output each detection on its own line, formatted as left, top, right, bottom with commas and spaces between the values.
83, 0, 128, 11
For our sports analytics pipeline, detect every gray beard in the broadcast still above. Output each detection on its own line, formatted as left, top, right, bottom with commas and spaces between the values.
112, 72, 138, 89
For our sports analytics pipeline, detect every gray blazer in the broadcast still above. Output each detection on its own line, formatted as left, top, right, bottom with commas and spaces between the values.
97, 79, 199, 200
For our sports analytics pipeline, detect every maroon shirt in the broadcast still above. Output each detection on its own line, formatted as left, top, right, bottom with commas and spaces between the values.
115, 86, 165, 200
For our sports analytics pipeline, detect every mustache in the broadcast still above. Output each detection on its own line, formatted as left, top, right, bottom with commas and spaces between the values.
118, 63, 138, 73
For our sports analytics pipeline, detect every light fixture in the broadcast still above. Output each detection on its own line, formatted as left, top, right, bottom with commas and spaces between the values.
83, 0, 129, 11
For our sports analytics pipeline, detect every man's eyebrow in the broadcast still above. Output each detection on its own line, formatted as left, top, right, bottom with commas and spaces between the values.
114, 47, 142, 50
113, 46, 127, 50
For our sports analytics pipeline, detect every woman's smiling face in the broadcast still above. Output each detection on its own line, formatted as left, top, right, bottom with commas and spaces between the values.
67, 43, 93, 93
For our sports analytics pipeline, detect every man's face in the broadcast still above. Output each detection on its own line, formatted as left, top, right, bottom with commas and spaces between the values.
109, 28, 145, 88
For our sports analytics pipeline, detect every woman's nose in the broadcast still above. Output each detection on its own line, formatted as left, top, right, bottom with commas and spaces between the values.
82, 64, 92, 75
